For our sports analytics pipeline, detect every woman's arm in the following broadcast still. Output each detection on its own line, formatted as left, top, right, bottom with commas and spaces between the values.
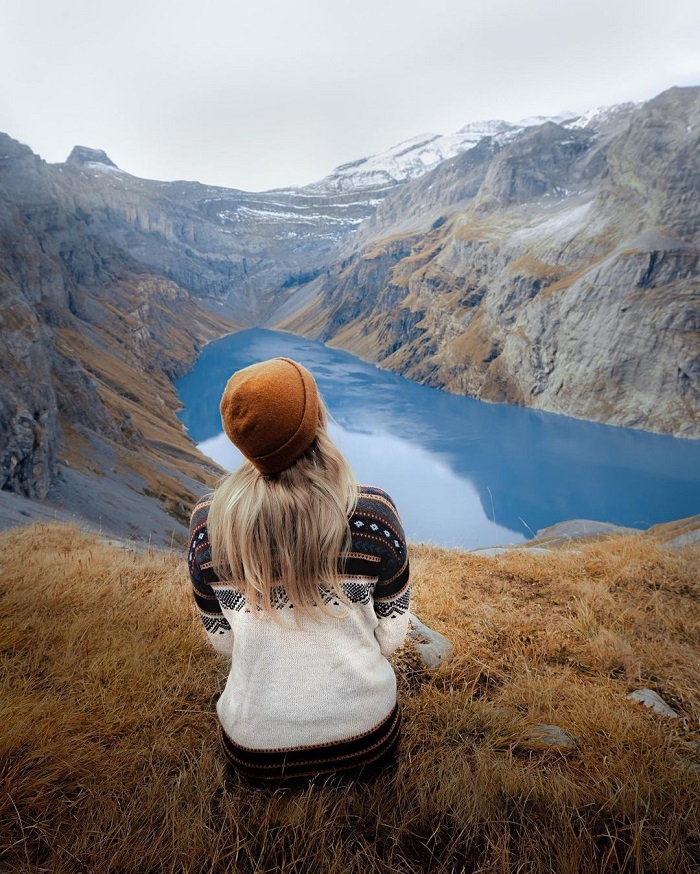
370, 491, 411, 657
188, 498, 234, 657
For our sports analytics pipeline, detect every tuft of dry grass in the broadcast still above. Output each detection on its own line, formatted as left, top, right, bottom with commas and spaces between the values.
1, 523, 698, 873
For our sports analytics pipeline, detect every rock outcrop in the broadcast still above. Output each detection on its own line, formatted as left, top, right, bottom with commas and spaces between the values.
627, 689, 679, 718
407, 613, 454, 669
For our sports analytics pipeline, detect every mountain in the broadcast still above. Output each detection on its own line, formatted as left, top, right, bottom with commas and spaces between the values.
0, 86, 698, 542
299, 122, 523, 194
297, 114, 593, 195
0, 134, 237, 541
270, 88, 699, 438
0, 126, 402, 538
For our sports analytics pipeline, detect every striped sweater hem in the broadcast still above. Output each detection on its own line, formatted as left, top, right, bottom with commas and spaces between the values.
218, 704, 401, 782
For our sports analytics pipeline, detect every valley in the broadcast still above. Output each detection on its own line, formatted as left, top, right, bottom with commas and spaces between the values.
1, 85, 698, 543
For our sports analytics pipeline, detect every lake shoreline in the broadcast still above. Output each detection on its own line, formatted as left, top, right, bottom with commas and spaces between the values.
177, 328, 700, 550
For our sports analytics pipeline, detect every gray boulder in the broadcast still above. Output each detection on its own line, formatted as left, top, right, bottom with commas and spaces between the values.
662, 530, 700, 551
516, 724, 578, 750
407, 612, 454, 669
627, 688, 679, 718
533, 519, 641, 544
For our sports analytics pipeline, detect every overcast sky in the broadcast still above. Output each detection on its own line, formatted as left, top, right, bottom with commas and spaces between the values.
2, 0, 699, 191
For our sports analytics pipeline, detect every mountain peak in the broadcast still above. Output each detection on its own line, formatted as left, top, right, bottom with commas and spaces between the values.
516, 111, 579, 128
66, 146, 118, 169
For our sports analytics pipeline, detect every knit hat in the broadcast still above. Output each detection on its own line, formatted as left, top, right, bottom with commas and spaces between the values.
219, 357, 320, 474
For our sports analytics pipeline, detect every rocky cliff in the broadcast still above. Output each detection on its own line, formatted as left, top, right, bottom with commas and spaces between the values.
58, 147, 393, 316
271, 88, 699, 438
0, 133, 237, 541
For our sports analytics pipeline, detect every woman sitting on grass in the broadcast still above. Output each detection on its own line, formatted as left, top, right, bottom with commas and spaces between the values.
187, 357, 410, 785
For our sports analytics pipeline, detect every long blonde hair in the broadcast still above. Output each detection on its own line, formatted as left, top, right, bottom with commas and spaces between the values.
207, 397, 357, 619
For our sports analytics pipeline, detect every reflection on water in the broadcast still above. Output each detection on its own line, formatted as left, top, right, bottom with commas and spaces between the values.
199, 423, 522, 549
177, 329, 700, 550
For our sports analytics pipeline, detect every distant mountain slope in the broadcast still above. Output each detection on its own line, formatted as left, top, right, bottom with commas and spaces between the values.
270, 87, 700, 438
0, 125, 412, 537
298, 113, 596, 195
0, 104, 569, 534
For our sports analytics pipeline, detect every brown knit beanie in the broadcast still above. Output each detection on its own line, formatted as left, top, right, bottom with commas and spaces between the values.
219, 357, 320, 474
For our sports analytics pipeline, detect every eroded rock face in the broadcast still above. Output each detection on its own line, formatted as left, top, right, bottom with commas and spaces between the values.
67, 146, 118, 168
0, 132, 234, 526
0, 144, 62, 498
54, 151, 388, 316
271, 87, 700, 438
0, 403, 56, 499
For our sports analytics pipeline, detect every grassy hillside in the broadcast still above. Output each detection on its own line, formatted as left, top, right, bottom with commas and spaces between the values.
1, 523, 698, 873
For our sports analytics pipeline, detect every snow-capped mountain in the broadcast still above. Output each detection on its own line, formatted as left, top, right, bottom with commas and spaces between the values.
563, 101, 642, 130
153, 102, 638, 261
272, 86, 700, 440
61, 104, 638, 257
298, 115, 585, 195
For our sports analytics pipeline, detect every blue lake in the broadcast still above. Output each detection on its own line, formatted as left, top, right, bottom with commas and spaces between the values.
176, 328, 700, 550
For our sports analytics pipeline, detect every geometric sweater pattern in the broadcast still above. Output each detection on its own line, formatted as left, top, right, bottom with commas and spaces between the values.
188, 485, 410, 776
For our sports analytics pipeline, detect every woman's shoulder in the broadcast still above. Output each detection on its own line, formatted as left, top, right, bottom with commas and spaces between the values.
352, 486, 405, 542
351, 486, 408, 573
355, 485, 400, 518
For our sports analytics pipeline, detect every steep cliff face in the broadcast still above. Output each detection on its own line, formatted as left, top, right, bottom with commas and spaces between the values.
0, 293, 58, 499
56, 150, 389, 318
272, 87, 700, 438
1, 135, 82, 500
0, 133, 235, 539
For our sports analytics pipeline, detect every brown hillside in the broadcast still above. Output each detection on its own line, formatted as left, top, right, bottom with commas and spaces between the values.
1, 523, 698, 873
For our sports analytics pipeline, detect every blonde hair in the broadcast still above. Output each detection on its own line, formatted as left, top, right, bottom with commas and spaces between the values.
207, 398, 357, 619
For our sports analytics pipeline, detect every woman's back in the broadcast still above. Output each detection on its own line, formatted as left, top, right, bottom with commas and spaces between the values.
187, 358, 410, 783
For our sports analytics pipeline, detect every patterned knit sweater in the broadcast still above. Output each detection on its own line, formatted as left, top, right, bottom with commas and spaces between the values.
188, 485, 410, 777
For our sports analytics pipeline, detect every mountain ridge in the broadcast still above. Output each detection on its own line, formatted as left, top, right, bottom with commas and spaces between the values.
270, 86, 700, 438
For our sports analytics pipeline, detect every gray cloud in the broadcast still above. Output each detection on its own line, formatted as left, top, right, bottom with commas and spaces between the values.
1, 0, 699, 190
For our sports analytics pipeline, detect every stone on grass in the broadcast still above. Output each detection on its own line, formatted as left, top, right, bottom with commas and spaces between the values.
533, 520, 640, 545
98, 537, 140, 553
627, 688, 679, 718
517, 724, 578, 750
470, 546, 553, 556
662, 530, 700, 550
407, 612, 454, 670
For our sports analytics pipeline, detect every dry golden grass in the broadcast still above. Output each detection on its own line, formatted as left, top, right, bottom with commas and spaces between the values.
506, 253, 569, 284
452, 220, 498, 243
1, 524, 699, 873
537, 253, 613, 299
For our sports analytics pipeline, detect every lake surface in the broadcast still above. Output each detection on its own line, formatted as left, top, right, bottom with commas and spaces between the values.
176, 328, 700, 550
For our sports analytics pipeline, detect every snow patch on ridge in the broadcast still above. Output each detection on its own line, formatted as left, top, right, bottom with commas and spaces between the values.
301, 122, 525, 195
86, 162, 125, 175
510, 200, 595, 245
300, 111, 611, 197
219, 206, 365, 225
564, 101, 642, 130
